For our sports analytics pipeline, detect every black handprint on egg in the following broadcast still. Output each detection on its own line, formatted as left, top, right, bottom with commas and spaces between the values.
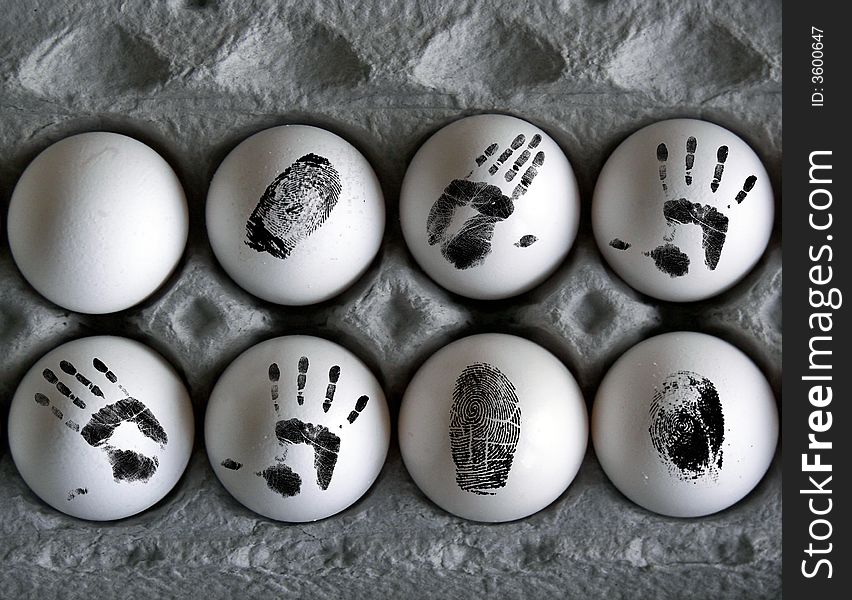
609, 137, 758, 277
221, 358, 369, 497
648, 371, 725, 482
449, 363, 522, 495
245, 153, 342, 260
426, 134, 545, 270
33, 358, 168, 494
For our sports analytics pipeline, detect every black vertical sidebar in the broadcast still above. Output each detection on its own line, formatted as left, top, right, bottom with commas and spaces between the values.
783, 2, 850, 598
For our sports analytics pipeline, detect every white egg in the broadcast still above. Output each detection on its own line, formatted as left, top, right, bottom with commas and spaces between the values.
592, 332, 778, 517
592, 119, 774, 302
205, 336, 390, 522
7, 132, 189, 314
400, 114, 580, 300
8, 336, 194, 521
399, 333, 587, 522
206, 125, 385, 306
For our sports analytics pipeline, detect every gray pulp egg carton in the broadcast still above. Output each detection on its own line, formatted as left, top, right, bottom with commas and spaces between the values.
0, 1, 781, 598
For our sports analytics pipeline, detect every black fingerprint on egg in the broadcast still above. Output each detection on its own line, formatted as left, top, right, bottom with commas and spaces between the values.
648, 371, 725, 482
245, 153, 342, 260
449, 363, 521, 495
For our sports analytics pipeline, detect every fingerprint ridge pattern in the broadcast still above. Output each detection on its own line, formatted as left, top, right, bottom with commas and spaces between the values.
449, 362, 521, 495
245, 153, 342, 260
648, 370, 725, 482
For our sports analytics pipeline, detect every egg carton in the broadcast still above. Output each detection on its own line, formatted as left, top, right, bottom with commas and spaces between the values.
0, 0, 781, 598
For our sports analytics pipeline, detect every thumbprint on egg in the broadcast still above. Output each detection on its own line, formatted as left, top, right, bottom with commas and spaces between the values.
245, 153, 342, 260
449, 363, 521, 495
648, 371, 725, 482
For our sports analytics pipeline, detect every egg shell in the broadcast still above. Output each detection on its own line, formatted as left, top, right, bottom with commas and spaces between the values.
8, 336, 194, 521
399, 333, 587, 522
592, 331, 778, 517
206, 125, 385, 306
592, 118, 774, 302
400, 114, 580, 300
7, 132, 189, 314
205, 335, 390, 522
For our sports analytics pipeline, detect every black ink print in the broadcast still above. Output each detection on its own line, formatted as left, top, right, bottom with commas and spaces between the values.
67, 488, 87, 501
270, 418, 341, 493
34, 358, 168, 497
646, 243, 690, 277
449, 363, 521, 495
257, 462, 302, 498
657, 143, 669, 194
245, 153, 342, 260
655, 198, 728, 270
735, 175, 757, 205
610, 137, 758, 277
426, 134, 545, 269
684, 136, 696, 185
296, 356, 308, 405
223, 357, 370, 498
648, 371, 725, 482
711, 145, 728, 192
514, 234, 538, 248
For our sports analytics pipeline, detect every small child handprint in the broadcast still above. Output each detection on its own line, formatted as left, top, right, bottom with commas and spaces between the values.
609, 136, 757, 277
33, 357, 168, 495
426, 133, 545, 270
221, 357, 369, 497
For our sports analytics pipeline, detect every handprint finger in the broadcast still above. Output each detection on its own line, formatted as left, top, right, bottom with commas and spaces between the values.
33, 392, 80, 431
474, 143, 499, 166
296, 356, 308, 406
488, 134, 525, 175
505, 150, 531, 182
92, 358, 130, 397
710, 146, 728, 192
657, 143, 669, 194
60, 360, 105, 398
734, 175, 758, 204
685, 136, 697, 185
323, 366, 341, 413
269, 362, 280, 413
511, 151, 545, 200
505, 134, 542, 182
42, 367, 86, 409
347, 395, 370, 424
